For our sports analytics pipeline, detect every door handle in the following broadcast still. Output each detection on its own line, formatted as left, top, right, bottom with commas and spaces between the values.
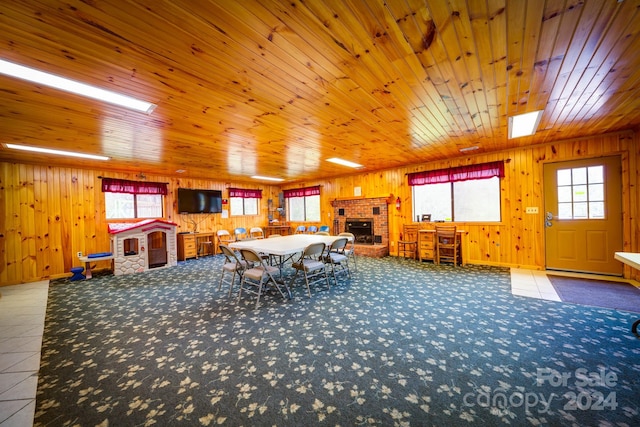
545, 211, 554, 228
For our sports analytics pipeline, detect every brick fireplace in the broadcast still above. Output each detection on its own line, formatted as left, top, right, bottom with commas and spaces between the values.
331, 197, 389, 258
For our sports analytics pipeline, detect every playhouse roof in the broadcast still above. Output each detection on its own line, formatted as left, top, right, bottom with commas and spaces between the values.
108, 219, 178, 234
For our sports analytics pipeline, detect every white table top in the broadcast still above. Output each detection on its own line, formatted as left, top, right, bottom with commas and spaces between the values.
229, 234, 342, 256
614, 252, 640, 271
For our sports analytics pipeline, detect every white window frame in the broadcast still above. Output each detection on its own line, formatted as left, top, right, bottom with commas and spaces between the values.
230, 197, 259, 216
412, 176, 501, 222
105, 192, 164, 219
288, 194, 320, 222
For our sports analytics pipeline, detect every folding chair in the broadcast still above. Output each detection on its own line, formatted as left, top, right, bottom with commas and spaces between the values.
323, 237, 350, 284
238, 248, 288, 308
288, 242, 330, 298
338, 232, 357, 273
218, 244, 248, 297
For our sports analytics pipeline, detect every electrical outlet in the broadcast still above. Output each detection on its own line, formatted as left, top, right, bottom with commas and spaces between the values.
525, 207, 539, 214
77, 251, 83, 257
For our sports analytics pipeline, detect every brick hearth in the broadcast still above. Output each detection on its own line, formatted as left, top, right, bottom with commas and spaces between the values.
331, 197, 389, 258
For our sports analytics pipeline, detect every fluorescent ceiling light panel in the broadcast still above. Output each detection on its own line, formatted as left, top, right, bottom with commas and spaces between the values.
327, 157, 363, 168
5, 143, 110, 160
251, 175, 284, 182
459, 146, 479, 153
0, 59, 156, 114
508, 110, 543, 139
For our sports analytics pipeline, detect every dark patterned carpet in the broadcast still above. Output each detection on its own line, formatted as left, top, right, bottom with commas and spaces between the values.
36, 255, 640, 426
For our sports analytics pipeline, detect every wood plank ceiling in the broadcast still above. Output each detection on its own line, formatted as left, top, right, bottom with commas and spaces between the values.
1, 0, 639, 183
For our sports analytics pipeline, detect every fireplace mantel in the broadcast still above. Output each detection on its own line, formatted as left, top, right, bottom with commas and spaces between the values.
330, 194, 395, 207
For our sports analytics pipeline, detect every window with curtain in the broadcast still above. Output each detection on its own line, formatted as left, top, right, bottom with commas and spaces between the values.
410, 162, 504, 222
102, 178, 166, 219
229, 188, 262, 216
283, 186, 320, 222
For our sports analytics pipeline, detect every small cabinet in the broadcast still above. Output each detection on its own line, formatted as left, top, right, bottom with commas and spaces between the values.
418, 230, 435, 262
178, 233, 197, 261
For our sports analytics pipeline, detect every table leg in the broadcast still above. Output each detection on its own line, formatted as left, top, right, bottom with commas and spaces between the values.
84, 261, 93, 279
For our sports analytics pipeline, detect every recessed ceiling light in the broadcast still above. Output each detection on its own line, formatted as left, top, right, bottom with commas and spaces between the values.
508, 110, 543, 139
5, 143, 110, 160
0, 59, 157, 114
251, 175, 284, 182
327, 157, 363, 168
176, 169, 186, 174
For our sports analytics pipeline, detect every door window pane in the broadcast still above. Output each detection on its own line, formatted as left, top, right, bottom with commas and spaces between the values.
558, 203, 573, 219
557, 169, 572, 186
557, 186, 572, 203
573, 202, 588, 218
573, 185, 587, 202
589, 202, 605, 218
572, 167, 587, 185
556, 164, 606, 219
588, 166, 603, 183
588, 184, 604, 201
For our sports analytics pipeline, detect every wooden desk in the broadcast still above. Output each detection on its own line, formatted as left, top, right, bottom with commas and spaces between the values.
264, 225, 292, 237
418, 229, 467, 265
177, 232, 215, 261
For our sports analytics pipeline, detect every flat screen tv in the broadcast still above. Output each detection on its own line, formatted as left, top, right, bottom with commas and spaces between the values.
177, 188, 223, 214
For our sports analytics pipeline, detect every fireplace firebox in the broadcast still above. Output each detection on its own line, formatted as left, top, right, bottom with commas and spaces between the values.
346, 218, 374, 245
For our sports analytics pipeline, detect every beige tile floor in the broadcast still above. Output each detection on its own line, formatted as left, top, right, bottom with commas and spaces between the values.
0, 269, 632, 426
0, 281, 48, 427
510, 268, 562, 301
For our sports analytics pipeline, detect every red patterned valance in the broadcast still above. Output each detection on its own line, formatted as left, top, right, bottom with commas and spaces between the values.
283, 185, 321, 198
408, 161, 504, 186
101, 178, 168, 195
228, 187, 262, 198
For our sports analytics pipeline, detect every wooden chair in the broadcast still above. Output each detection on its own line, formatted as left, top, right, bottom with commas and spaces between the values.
398, 224, 419, 260
197, 235, 214, 257
435, 225, 461, 266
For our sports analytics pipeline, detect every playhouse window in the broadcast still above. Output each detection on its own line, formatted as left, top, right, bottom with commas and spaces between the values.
124, 238, 138, 256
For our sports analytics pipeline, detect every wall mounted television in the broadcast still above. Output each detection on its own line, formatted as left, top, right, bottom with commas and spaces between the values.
177, 188, 223, 214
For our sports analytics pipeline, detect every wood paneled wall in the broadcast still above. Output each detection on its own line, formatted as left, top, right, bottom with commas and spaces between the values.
288, 130, 638, 273
1, 130, 638, 285
0, 168, 280, 285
